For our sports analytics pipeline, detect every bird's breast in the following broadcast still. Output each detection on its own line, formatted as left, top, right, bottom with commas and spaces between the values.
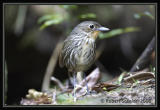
77, 37, 96, 68
62, 35, 96, 72
91, 31, 100, 40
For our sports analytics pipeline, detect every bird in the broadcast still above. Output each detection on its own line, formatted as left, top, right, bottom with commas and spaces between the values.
59, 21, 110, 101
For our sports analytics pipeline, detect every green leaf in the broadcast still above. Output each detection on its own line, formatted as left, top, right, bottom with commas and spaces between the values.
38, 15, 55, 24
124, 27, 140, 33
102, 87, 107, 91
116, 72, 126, 85
40, 19, 61, 30
99, 27, 140, 39
134, 11, 154, 20
79, 13, 96, 19
38, 14, 64, 30
150, 64, 155, 73
132, 78, 139, 84
144, 11, 154, 20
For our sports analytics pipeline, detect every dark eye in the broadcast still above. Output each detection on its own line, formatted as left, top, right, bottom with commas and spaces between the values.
89, 24, 94, 29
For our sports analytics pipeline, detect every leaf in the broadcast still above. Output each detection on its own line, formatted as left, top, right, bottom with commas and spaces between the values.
38, 14, 64, 30
124, 27, 140, 33
74, 68, 100, 97
38, 15, 55, 24
144, 11, 154, 19
134, 11, 154, 20
79, 13, 96, 19
99, 27, 140, 39
116, 72, 126, 85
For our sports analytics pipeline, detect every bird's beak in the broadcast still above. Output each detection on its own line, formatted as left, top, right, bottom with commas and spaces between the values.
96, 27, 110, 31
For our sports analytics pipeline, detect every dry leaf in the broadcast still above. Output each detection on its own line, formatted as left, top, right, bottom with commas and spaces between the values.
74, 68, 101, 97
92, 82, 120, 92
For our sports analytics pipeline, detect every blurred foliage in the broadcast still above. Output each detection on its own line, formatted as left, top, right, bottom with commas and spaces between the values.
99, 27, 140, 39
38, 14, 66, 30
59, 5, 78, 10
102, 87, 107, 91
38, 5, 141, 40
56, 93, 93, 104
150, 65, 155, 74
38, 5, 97, 30
79, 13, 96, 19
38, 5, 78, 30
56, 93, 74, 104
132, 78, 139, 85
134, 11, 154, 20
116, 72, 126, 85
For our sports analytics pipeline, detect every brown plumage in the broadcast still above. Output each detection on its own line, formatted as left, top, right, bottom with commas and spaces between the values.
59, 21, 109, 101
59, 21, 109, 73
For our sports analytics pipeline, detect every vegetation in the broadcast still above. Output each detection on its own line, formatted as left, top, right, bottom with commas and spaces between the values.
4, 4, 156, 105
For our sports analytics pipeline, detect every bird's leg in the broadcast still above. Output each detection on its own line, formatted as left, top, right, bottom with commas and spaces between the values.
67, 72, 74, 89
84, 72, 90, 95
77, 71, 83, 84
76, 72, 89, 95
73, 72, 77, 102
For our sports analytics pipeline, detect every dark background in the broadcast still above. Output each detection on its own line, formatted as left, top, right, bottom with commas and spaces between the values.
4, 4, 155, 105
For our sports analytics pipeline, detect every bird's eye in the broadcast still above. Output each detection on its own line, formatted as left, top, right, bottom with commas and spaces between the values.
89, 24, 94, 29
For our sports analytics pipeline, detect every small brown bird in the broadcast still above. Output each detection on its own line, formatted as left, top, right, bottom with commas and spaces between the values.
59, 21, 109, 101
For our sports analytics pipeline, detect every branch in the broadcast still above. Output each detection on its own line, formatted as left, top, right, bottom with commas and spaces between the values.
130, 36, 155, 72
41, 38, 63, 91
50, 77, 65, 91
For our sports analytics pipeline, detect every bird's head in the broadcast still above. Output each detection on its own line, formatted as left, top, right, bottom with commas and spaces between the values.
73, 21, 110, 40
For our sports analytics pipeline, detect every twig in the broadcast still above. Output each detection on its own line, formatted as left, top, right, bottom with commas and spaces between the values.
130, 36, 155, 72
124, 68, 149, 78
123, 72, 155, 83
52, 87, 57, 104
50, 77, 65, 91
41, 38, 63, 91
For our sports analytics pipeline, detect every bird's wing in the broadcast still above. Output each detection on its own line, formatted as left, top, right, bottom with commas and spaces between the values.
59, 35, 71, 68
59, 48, 64, 68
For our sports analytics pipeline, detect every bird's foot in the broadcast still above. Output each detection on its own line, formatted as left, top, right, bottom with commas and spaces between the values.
72, 84, 82, 102
73, 85, 91, 97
